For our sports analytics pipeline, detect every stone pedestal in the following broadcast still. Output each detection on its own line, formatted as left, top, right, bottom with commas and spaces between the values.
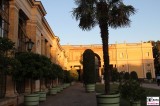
5, 76, 16, 97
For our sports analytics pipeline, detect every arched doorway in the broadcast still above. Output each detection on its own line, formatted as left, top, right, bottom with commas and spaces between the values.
95, 53, 101, 82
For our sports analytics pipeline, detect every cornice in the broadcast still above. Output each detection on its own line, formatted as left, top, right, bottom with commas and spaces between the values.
28, 0, 47, 16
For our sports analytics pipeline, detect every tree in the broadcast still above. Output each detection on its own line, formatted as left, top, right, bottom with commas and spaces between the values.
83, 49, 96, 85
72, 0, 135, 94
151, 41, 160, 76
130, 71, 138, 80
111, 67, 119, 82
123, 72, 130, 80
0, 37, 21, 98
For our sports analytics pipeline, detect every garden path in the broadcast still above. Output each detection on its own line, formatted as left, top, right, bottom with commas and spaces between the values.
40, 82, 97, 106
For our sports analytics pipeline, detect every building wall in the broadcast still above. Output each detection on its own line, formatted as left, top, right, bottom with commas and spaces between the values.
0, 0, 66, 105
62, 42, 155, 79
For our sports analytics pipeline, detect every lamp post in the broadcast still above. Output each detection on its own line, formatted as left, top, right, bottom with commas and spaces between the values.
26, 39, 34, 52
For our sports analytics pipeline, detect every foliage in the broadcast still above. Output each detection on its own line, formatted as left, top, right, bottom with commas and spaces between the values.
111, 68, 119, 82
54, 64, 64, 80
83, 49, 96, 84
0, 37, 21, 75
72, 0, 135, 94
120, 80, 146, 102
16, 52, 43, 80
130, 71, 138, 80
146, 72, 152, 80
151, 41, 160, 75
118, 71, 125, 82
70, 68, 79, 81
123, 72, 130, 80
0, 37, 15, 56
39, 55, 52, 79
64, 70, 72, 83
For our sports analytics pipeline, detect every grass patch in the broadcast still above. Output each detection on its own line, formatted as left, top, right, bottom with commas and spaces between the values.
96, 83, 160, 106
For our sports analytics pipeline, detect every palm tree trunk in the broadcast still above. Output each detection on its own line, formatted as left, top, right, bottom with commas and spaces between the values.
99, 22, 110, 94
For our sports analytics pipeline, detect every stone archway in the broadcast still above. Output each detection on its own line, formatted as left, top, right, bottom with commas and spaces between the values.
94, 53, 101, 82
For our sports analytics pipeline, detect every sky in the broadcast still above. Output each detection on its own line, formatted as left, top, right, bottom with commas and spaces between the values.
40, 0, 160, 45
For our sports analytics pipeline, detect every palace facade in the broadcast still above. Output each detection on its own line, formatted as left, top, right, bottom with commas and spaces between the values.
62, 43, 155, 79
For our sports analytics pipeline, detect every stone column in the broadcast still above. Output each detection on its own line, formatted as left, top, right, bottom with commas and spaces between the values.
8, 1, 19, 49
5, 76, 16, 97
5, 1, 20, 98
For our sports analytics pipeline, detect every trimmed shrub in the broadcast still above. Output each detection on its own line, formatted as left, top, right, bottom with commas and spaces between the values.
111, 68, 119, 82
123, 72, 130, 80
83, 49, 96, 84
130, 71, 138, 80
146, 72, 152, 80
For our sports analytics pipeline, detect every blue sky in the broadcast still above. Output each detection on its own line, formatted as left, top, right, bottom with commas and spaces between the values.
40, 0, 160, 45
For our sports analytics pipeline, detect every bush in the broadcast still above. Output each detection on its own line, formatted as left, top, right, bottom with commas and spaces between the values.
64, 70, 72, 83
146, 72, 152, 80
130, 71, 138, 80
120, 80, 146, 102
123, 72, 130, 80
111, 68, 119, 82
83, 49, 96, 84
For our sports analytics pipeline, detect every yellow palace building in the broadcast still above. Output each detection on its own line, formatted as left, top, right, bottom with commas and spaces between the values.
62, 42, 155, 79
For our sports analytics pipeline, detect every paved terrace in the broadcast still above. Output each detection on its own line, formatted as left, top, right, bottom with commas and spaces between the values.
40, 83, 97, 106
39, 82, 160, 106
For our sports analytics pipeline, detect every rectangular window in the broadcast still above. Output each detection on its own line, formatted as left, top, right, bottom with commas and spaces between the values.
18, 10, 28, 52
0, 0, 9, 38
120, 53, 124, 58
146, 52, 149, 57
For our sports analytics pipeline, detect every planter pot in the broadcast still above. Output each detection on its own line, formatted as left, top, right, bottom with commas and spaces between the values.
130, 101, 141, 106
49, 87, 58, 95
24, 94, 39, 106
38, 91, 46, 102
71, 81, 75, 85
56, 86, 61, 93
64, 83, 70, 88
85, 84, 95, 92
96, 93, 120, 106
60, 86, 64, 91
63, 84, 67, 89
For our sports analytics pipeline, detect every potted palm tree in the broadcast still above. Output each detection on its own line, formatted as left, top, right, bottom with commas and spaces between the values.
83, 49, 96, 92
72, 0, 136, 105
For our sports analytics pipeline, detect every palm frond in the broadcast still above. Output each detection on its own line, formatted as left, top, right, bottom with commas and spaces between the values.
72, 0, 97, 30
79, 13, 96, 30
108, 3, 136, 28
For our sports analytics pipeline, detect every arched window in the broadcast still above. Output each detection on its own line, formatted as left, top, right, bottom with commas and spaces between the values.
0, 0, 9, 38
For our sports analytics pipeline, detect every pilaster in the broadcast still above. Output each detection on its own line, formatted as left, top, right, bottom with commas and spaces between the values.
8, 1, 19, 49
